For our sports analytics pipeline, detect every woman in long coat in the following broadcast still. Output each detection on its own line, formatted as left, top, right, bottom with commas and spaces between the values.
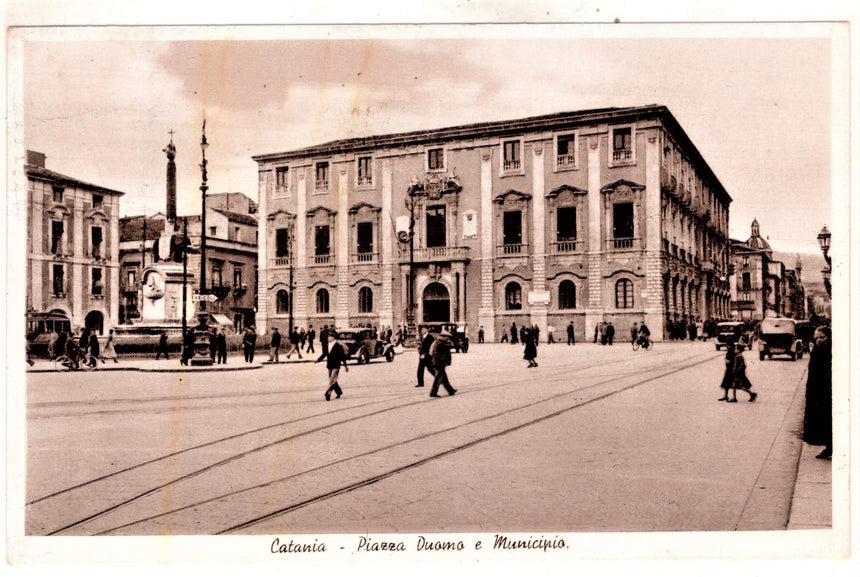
717, 341, 737, 401
803, 327, 832, 459
523, 327, 538, 368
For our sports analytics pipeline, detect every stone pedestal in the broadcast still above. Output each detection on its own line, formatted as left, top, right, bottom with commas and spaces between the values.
190, 314, 214, 366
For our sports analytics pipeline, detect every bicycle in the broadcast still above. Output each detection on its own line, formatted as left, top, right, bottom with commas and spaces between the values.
54, 354, 97, 371
632, 335, 653, 351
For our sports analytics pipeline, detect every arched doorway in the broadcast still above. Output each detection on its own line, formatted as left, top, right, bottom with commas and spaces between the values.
85, 310, 104, 335
422, 282, 450, 322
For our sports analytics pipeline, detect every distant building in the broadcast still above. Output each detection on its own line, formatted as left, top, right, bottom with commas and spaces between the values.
253, 104, 733, 341
25, 150, 125, 337
729, 219, 805, 321
119, 193, 259, 330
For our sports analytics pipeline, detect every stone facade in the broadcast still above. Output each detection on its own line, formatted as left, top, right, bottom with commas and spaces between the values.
26, 151, 124, 335
253, 105, 732, 341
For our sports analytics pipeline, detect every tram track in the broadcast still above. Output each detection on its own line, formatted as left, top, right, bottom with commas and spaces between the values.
28, 349, 720, 536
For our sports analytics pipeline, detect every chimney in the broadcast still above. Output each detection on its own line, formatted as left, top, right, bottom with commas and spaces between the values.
27, 150, 46, 168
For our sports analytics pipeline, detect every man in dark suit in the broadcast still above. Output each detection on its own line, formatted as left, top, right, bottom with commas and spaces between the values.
415, 327, 437, 388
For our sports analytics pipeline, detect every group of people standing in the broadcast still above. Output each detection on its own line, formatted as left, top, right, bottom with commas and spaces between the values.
666, 318, 704, 341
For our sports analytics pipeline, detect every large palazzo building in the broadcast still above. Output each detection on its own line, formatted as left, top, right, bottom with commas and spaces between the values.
252, 105, 732, 342
26, 150, 125, 335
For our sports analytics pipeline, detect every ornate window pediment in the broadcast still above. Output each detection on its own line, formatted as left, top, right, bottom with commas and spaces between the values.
85, 208, 109, 222
306, 205, 337, 218
267, 209, 296, 224
409, 173, 461, 201
49, 203, 71, 219
601, 179, 645, 196
493, 189, 532, 205
546, 184, 587, 199
348, 202, 381, 215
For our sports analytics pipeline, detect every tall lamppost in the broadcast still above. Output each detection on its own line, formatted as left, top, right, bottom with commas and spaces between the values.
817, 225, 831, 298
400, 184, 424, 334
199, 118, 209, 311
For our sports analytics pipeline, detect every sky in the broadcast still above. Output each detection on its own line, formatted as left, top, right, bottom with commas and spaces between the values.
16, 26, 839, 256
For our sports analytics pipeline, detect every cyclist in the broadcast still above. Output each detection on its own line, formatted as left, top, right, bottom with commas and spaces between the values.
64, 336, 84, 370
636, 323, 651, 349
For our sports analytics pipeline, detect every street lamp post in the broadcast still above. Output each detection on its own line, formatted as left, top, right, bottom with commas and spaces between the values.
199, 118, 209, 312
817, 225, 831, 298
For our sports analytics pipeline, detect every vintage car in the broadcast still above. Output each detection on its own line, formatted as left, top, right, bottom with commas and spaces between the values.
335, 327, 396, 364
794, 321, 818, 354
715, 321, 751, 351
418, 322, 469, 353
758, 317, 803, 361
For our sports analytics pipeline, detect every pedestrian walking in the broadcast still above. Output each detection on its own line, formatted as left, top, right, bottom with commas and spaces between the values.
316, 325, 330, 362
631, 323, 639, 344
593, 323, 600, 344
101, 329, 119, 363
500, 329, 508, 343
510, 322, 519, 344
533, 325, 540, 346
523, 327, 538, 368
286, 327, 303, 359
216, 328, 228, 364
156, 331, 169, 360
243, 326, 257, 363
547, 325, 555, 344
48, 329, 59, 360
324, 331, 348, 401
306, 325, 316, 354
803, 326, 832, 459
299, 327, 307, 349
87, 331, 101, 367
268, 327, 281, 363
719, 342, 757, 403
478, 325, 484, 344
605, 322, 615, 345
429, 331, 457, 397
415, 326, 437, 388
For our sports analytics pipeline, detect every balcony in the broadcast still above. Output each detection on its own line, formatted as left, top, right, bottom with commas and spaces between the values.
608, 237, 639, 250
498, 243, 526, 256
612, 149, 633, 163
400, 246, 470, 263
351, 252, 378, 264
311, 254, 332, 265
503, 160, 521, 172
315, 180, 329, 191
273, 256, 293, 267
556, 154, 576, 169
550, 240, 582, 254
357, 176, 373, 187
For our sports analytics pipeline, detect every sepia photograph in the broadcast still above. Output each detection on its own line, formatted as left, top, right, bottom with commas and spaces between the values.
4, 3, 857, 572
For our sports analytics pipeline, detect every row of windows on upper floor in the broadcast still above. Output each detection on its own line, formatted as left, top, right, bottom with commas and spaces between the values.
271, 127, 638, 193
271, 278, 639, 318
48, 263, 105, 298
48, 222, 107, 260
270, 203, 718, 265
45, 185, 106, 209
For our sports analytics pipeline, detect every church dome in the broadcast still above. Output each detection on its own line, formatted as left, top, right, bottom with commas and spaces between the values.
746, 218, 772, 251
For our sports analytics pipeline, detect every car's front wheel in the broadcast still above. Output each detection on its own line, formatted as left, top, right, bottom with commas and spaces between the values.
385, 348, 395, 362
357, 350, 369, 365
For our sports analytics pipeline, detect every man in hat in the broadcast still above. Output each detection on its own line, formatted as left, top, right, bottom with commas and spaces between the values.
269, 327, 281, 363
415, 326, 436, 388
429, 330, 457, 398
324, 330, 349, 401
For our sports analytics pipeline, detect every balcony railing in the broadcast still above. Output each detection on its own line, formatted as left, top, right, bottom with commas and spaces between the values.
400, 246, 470, 262
352, 252, 377, 263
357, 176, 373, 187
315, 180, 328, 191
608, 237, 638, 250
273, 256, 292, 267
612, 149, 633, 163
550, 240, 581, 253
498, 243, 526, 256
311, 254, 332, 265
503, 160, 521, 172
556, 154, 576, 169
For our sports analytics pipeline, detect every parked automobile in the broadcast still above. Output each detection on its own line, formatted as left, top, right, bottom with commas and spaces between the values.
418, 322, 469, 353
715, 321, 750, 351
758, 317, 803, 361
336, 327, 396, 364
